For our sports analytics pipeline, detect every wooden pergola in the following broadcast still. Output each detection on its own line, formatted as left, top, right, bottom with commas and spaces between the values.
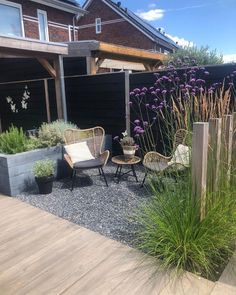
0, 35, 68, 120
67, 40, 168, 74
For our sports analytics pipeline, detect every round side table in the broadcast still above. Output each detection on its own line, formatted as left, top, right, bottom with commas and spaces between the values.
111, 155, 141, 183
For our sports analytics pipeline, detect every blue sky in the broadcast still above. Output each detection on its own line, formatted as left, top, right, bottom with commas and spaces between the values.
80, 0, 236, 61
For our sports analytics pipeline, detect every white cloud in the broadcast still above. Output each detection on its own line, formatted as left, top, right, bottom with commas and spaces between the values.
223, 54, 236, 63
136, 9, 165, 21
166, 33, 195, 47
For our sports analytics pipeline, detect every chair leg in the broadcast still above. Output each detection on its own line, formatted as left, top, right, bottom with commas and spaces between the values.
71, 169, 76, 191
131, 165, 138, 182
100, 167, 108, 187
141, 172, 148, 187
98, 168, 102, 175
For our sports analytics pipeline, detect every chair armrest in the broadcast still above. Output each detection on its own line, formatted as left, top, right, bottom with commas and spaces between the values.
64, 153, 73, 169
167, 162, 189, 171
143, 151, 171, 164
99, 150, 110, 166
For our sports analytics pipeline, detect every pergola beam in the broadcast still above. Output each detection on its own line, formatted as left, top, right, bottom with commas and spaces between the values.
38, 58, 56, 78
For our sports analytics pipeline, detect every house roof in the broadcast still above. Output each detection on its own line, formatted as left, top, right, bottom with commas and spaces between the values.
30, 0, 85, 14
83, 0, 178, 50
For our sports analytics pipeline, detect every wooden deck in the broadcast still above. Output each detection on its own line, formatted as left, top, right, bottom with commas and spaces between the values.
0, 195, 234, 295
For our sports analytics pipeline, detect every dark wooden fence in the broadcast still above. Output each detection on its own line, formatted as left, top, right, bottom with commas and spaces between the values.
0, 61, 235, 154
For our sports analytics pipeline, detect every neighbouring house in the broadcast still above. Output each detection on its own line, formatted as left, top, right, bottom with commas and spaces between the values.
0, 0, 85, 42
78, 0, 178, 54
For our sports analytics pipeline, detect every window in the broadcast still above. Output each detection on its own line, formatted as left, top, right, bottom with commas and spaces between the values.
95, 18, 101, 34
0, 0, 24, 37
37, 9, 49, 41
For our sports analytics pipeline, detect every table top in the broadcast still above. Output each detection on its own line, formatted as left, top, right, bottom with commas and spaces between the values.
111, 155, 141, 165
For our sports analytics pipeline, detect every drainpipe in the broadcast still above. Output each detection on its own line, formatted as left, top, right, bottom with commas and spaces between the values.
73, 14, 80, 41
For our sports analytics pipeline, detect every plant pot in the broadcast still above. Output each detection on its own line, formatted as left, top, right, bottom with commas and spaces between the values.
122, 145, 136, 160
35, 175, 54, 194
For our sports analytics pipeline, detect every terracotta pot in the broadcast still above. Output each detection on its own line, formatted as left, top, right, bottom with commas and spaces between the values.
122, 145, 136, 160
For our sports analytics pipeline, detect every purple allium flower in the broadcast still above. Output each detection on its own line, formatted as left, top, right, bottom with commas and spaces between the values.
145, 103, 150, 108
113, 136, 119, 141
134, 88, 140, 94
149, 87, 154, 91
151, 91, 156, 96
138, 129, 145, 135
190, 78, 196, 83
143, 121, 148, 128
185, 85, 192, 89
153, 117, 157, 121
200, 67, 205, 71
154, 98, 158, 102
140, 92, 145, 97
129, 101, 133, 106
180, 84, 185, 89
175, 77, 180, 82
134, 126, 141, 132
130, 91, 135, 96
135, 94, 140, 99
156, 88, 161, 92
204, 71, 209, 75
134, 134, 140, 138
142, 87, 148, 92
162, 76, 169, 80
228, 82, 234, 86
183, 73, 187, 77
162, 90, 167, 95
134, 119, 140, 125
151, 105, 156, 110
196, 79, 205, 84
135, 144, 140, 150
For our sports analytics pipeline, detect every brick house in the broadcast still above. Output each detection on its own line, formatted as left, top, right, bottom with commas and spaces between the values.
78, 0, 178, 54
0, 0, 85, 42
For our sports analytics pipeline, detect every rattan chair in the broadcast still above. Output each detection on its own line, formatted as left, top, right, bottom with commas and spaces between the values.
141, 129, 190, 187
64, 127, 110, 190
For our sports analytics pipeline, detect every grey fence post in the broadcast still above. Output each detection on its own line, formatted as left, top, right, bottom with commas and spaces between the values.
125, 71, 130, 136
192, 122, 209, 220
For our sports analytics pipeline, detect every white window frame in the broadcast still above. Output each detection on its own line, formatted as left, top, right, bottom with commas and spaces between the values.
37, 9, 49, 41
95, 18, 101, 34
0, 0, 25, 37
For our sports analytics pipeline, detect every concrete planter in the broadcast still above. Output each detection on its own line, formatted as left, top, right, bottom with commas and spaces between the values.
0, 135, 112, 196
0, 145, 70, 196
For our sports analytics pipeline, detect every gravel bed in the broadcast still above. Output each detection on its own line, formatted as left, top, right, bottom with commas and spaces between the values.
15, 163, 151, 246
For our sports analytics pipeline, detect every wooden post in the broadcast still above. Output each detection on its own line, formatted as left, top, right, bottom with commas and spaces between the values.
53, 56, 67, 121
208, 118, 222, 192
222, 115, 233, 182
124, 71, 130, 136
44, 79, 51, 123
192, 122, 209, 220
86, 56, 97, 75
232, 112, 236, 184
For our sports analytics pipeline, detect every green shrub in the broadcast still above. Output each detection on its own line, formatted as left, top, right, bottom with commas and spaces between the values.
35, 120, 77, 148
134, 176, 236, 279
0, 126, 29, 154
33, 159, 54, 178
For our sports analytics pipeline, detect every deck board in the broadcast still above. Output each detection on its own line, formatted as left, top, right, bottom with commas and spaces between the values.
0, 196, 217, 295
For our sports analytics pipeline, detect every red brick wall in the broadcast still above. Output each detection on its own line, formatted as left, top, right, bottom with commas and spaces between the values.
5, 0, 76, 41
78, 0, 156, 50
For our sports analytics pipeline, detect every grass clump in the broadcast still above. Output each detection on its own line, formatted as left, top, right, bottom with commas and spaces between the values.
0, 126, 30, 154
134, 175, 236, 280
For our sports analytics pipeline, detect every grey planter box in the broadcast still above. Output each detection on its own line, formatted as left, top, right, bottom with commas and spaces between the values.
0, 135, 112, 196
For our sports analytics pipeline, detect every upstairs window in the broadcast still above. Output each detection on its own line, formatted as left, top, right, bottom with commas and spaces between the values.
0, 0, 24, 37
95, 18, 101, 34
37, 9, 49, 41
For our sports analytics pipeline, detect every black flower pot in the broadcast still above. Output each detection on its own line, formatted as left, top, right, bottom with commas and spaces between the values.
35, 175, 54, 194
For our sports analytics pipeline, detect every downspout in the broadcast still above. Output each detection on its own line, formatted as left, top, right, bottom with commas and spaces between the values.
73, 14, 80, 41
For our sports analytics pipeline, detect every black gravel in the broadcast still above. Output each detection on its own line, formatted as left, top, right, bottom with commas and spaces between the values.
15, 163, 151, 246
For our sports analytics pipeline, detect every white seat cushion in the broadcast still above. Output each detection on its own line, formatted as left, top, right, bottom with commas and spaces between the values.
64, 142, 95, 164
168, 144, 190, 167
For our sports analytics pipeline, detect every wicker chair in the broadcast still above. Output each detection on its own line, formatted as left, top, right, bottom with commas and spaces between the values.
64, 127, 110, 190
141, 129, 190, 187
